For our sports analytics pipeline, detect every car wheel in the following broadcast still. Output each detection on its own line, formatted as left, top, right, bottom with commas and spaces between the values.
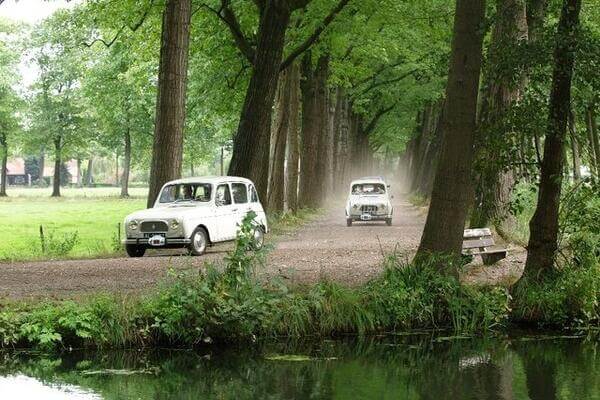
188, 227, 208, 256
346, 218, 352, 227
126, 244, 146, 258
386, 218, 392, 226
251, 226, 265, 250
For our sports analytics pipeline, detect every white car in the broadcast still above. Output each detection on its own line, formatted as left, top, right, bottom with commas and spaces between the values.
123, 176, 268, 257
345, 177, 393, 226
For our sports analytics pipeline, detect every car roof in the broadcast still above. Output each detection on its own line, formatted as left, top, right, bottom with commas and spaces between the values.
350, 176, 387, 185
163, 176, 254, 186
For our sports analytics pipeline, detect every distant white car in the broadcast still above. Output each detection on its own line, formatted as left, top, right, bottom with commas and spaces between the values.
345, 177, 393, 226
123, 176, 268, 257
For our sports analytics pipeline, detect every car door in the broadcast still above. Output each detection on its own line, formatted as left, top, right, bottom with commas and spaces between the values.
214, 183, 236, 241
231, 182, 250, 233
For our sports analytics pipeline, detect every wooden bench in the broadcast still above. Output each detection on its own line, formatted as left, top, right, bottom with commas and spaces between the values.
462, 228, 507, 265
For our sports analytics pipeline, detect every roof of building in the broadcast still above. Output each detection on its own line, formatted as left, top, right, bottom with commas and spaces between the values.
5, 158, 25, 175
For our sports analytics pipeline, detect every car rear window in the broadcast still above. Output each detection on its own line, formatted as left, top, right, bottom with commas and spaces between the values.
232, 183, 248, 204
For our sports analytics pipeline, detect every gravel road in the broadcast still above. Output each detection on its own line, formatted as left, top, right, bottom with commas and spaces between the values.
0, 196, 524, 300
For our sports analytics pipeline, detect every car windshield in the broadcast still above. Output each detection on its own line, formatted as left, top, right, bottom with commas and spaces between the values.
351, 183, 386, 195
159, 183, 212, 203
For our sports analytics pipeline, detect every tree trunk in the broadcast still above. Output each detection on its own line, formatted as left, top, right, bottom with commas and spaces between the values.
471, 0, 528, 232
526, 0, 549, 42
84, 158, 93, 187
0, 135, 7, 197
76, 158, 82, 188
51, 138, 62, 197
268, 67, 292, 212
121, 128, 131, 198
569, 109, 581, 181
586, 106, 600, 177
115, 153, 119, 187
147, 0, 191, 207
228, 4, 291, 203
524, 0, 581, 275
286, 63, 301, 213
314, 55, 330, 204
415, 0, 487, 266
299, 52, 320, 209
38, 151, 45, 187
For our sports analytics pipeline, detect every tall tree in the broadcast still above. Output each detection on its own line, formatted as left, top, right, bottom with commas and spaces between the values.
285, 63, 301, 212
0, 19, 23, 196
29, 11, 88, 197
524, 0, 583, 275
472, 0, 529, 231
415, 0, 487, 266
147, 0, 191, 207
211, 0, 350, 201
268, 66, 293, 212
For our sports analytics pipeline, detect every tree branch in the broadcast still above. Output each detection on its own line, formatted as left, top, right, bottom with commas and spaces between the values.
359, 68, 420, 96
363, 102, 397, 135
280, 0, 351, 71
82, 0, 155, 48
201, 1, 256, 64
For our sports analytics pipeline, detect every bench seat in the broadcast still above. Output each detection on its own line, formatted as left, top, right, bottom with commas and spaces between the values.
462, 228, 507, 265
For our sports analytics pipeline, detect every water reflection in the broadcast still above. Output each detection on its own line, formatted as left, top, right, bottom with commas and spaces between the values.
0, 333, 598, 400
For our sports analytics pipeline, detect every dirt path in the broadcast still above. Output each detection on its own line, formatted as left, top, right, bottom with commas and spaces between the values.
0, 196, 525, 300
0, 197, 425, 299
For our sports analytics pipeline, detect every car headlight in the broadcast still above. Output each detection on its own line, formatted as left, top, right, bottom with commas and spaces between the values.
379, 203, 387, 210
352, 204, 359, 210
128, 220, 138, 230
170, 219, 180, 230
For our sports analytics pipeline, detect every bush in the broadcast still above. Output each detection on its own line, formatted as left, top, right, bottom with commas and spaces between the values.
365, 256, 511, 333
41, 230, 80, 257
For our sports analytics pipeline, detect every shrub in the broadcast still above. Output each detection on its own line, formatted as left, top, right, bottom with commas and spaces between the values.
42, 230, 80, 257
365, 256, 511, 333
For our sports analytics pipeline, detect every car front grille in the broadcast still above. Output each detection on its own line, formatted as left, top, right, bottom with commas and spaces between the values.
361, 205, 378, 214
140, 221, 168, 233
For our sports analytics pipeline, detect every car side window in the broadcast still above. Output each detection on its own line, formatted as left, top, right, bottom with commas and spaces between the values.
249, 185, 259, 203
232, 183, 248, 204
215, 184, 232, 206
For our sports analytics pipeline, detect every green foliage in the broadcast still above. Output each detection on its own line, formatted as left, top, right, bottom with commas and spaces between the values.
366, 256, 511, 333
512, 264, 600, 326
42, 229, 80, 258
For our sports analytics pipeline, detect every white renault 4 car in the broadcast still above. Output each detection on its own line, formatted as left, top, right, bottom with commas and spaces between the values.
345, 177, 393, 226
123, 176, 268, 257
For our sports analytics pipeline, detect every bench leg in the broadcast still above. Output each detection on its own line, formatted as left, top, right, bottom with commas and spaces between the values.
481, 252, 507, 265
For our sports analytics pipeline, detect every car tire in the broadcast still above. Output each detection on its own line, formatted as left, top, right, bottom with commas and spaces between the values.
252, 226, 265, 250
386, 218, 392, 226
126, 244, 146, 258
188, 227, 209, 256
346, 218, 352, 227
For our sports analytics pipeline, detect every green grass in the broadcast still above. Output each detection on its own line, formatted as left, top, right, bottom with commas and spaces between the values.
0, 187, 320, 262
0, 187, 147, 261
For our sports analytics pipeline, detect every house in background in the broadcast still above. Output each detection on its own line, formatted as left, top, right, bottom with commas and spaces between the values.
2, 157, 81, 186
3, 158, 30, 185
43, 159, 81, 185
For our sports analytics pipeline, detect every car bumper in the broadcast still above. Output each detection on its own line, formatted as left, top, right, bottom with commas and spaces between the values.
122, 237, 191, 246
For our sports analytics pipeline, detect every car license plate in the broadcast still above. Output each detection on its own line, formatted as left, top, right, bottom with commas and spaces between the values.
360, 214, 372, 221
148, 235, 166, 247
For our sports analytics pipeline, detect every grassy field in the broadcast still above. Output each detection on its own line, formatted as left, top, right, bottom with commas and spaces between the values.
0, 187, 147, 262
0, 186, 320, 262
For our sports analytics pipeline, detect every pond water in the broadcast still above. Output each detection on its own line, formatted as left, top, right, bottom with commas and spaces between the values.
0, 333, 598, 399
